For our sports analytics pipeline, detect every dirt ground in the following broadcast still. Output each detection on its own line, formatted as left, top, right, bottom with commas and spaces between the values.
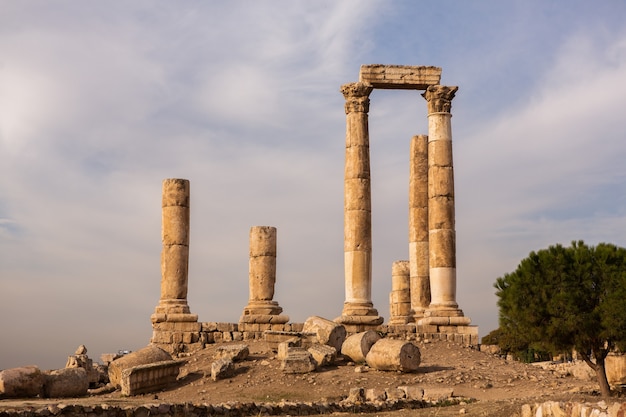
0, 339, 612, 416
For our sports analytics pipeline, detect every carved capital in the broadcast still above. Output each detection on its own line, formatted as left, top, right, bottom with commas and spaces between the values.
341, 82, 373, 114
422, 85, 458, 114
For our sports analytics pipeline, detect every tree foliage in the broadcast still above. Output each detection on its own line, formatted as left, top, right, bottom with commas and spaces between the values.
494, 241, 626, 397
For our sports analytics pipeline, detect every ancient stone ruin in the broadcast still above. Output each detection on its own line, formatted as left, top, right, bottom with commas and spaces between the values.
146, 65, 477, 358
337, 65, 472, 333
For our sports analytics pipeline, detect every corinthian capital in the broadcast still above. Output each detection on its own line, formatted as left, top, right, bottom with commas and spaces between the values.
340, 82, 373, 114
422, 85, 458, 114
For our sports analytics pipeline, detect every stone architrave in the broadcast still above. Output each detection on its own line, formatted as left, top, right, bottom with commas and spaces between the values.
240, 226, 289, 324
421, 86, 468, 322
409, 135, 431, 319
335, 82, 383, 329
388, 260, 412, 325
151, 179, 198, 323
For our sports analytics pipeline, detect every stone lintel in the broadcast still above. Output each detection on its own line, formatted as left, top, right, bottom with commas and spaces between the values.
359, 65, 442, 90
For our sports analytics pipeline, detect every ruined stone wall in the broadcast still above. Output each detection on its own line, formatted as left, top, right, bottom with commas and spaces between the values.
156, 321, 478, 356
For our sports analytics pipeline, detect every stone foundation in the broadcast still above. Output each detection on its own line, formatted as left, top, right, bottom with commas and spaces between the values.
152, 321, 478, 355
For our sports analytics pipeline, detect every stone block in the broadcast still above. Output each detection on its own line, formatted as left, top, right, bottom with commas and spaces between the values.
398, 385, 424, 400
291, 323, 304, 332
213, 332, 223, 343
172, 321, 201, 332
423, 387, 454, 402
385, 387, 406, 401
365, 388, 386, 402
345, 387, 365, 403
108, 345, 172, 388
202, 322, 218, 332
120, 360, 182, 396
303, 316, 347, 352
359, 65, 441, 90
277, 339, 301, 360
223, 332, 233, 342
215, 344, 249, 362
211, 358, 235, 381
43, 368, 88, 398
280, 348, 316, 374
365, 339, 421, 372
216, 322, 237, 332
232, 331, 243, 341
307, 344, 337, 368
341, 331, 381, 363
0, 366, 44, 398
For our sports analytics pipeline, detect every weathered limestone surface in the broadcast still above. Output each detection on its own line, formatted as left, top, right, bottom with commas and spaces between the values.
280, 348, 316, 374
211, 358, 235, 382
421, 85, 467, 321
0, 366, 43, 398
120, 360, 183, 395
214, 344, 249, 362
341, 330, 381, 363
43, 368, 88, 398
240, 226, 289, 325
359, 65, 442, 90
151, 178, 198, 325
108, 345, 172, 388
388, 260, 411, 324
409, 134, 431, 319
365, 339, 421, 372
307, 344, 337, 368
337, 82, 383, 328
303, 316, 347, 353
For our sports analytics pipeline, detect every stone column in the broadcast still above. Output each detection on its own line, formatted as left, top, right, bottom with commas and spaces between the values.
421, 86, 466, 320
409, 134, 430, 319
388, 260, 411, 325
240, 226, 289, 324
151, 178, 197, 322
335, 82, 383, 329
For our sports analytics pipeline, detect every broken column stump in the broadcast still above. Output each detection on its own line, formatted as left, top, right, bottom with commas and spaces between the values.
365, 339, 421, 372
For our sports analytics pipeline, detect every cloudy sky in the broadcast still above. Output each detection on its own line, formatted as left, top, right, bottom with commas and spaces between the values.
1, 1, 625, 370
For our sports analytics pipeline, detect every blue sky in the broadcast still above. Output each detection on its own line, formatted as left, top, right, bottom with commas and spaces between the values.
1, 1, 626, 370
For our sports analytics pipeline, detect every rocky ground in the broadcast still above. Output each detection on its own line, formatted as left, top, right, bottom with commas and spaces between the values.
0, 339, 615, 416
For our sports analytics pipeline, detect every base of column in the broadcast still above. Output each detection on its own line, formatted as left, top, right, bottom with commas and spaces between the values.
388, 316, 412, 325
151, 300, 197, 324
411, 307, 427, 321
239, 314, 290, 325
241, 300, 284, 316
335, 301, 384, 332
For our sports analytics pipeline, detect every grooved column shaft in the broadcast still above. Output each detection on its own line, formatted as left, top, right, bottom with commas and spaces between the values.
248, 226, 277, 302
341, 82, 376, 315
409, 134, 430, 318
423, 86, 459, 311
160, 178, 190, 306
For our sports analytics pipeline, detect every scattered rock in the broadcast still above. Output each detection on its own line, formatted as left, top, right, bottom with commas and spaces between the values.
302, 316, 346, 352
211, 358, 235, 381
307, 344, 337, 368
214, 344, 249, 362
43, 368, 89, 398
280, 348, 316, 374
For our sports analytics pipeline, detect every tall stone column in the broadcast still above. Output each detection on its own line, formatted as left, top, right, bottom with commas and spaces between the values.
151, 179, 200, 353
409, 134, 430, 319
335, 82, 383, 330
421, 86, 466, 319
240, 226, 289, 325
152, 178, 197, 321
